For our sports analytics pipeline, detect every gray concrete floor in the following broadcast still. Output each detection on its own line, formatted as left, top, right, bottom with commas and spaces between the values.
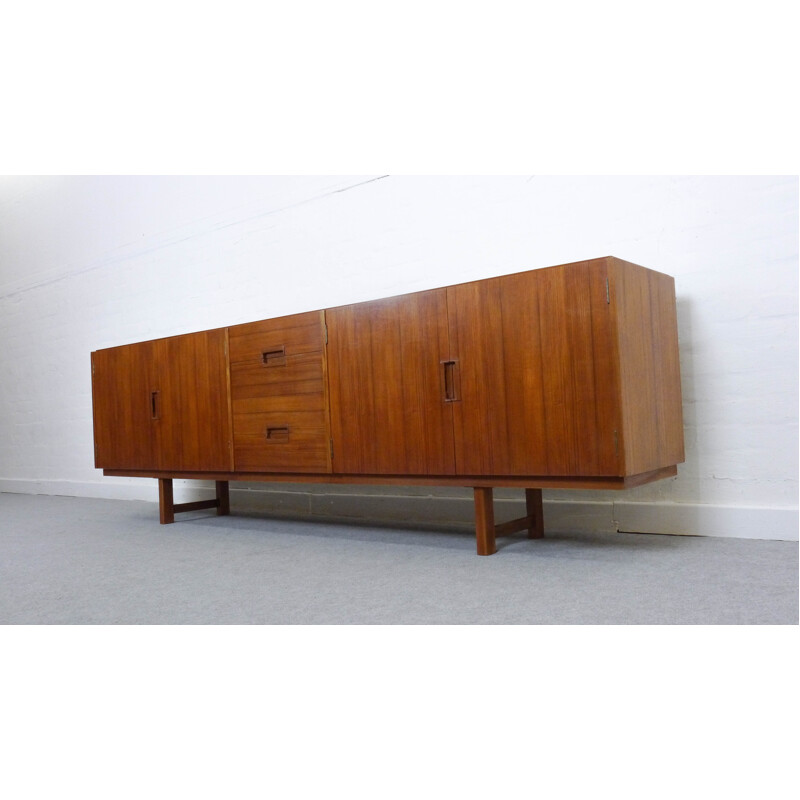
1, 493, 797, 624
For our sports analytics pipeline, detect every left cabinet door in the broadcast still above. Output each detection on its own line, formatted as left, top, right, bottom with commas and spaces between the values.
92, 339, 161, 470
92, 329, 233, 472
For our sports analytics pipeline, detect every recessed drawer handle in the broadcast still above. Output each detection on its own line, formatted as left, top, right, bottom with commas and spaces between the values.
265, 425, 290, 442
262, 347, 286, 366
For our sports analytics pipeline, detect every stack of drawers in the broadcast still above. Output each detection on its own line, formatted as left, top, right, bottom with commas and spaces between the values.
228, 310, 331, 473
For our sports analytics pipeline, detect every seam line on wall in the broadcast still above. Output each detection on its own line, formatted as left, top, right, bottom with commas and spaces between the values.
0, 176, 391, 300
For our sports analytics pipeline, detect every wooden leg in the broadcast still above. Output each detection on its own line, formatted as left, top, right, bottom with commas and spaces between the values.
526, 488, 544, 539
158, 478, 230, 523
473, 487, 497, 556
216, 481, 230, 516
159, 478, 175, 524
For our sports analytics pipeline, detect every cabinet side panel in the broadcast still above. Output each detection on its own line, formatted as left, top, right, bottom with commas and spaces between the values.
91, 352, 100, 467
610, 258, 685, 474
649, 270, 685, 467
327, 290, 456, 475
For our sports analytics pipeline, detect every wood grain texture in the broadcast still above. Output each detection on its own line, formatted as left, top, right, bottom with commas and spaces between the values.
92, 330, 232, 472
216, 481, 230, 516
327, 289, 456, 475
447, 259, 621, 476
158, 478, 174, 524
494, 514, 536, 537
105, 465, 678, 490
229, 310, 330, 473
224, 328, 235, 468
233, 411, 329, 471
230, 352, 324, 407
228, 310, 324, 363
526, 488, 544, 539
608, 257, 685, 474
473, 487, 496, 555
93, 257, 684, 512
92, 340, 160, 470
156, 329, 233, 471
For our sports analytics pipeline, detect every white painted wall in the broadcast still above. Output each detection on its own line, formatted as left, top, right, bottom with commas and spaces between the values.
1, 176, 797, 539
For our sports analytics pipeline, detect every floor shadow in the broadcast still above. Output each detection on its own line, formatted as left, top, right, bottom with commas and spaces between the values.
159, 507, 696, 556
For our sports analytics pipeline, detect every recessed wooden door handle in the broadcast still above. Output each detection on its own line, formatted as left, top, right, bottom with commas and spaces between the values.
265, 425, 290, 441
150, 390, 160, 420
262, 347, 286, 366
442, 360, 458, 402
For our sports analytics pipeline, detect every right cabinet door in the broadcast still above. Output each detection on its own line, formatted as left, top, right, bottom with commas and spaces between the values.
447, 262, 622, 476
155, 329, 233, 472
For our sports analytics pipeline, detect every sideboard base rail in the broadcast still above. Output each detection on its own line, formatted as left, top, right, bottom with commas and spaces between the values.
108, 465, 677, 490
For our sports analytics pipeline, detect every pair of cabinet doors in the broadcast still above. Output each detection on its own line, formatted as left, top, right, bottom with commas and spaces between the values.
91, 330, 232, 472
328, 262, 621, 477
93, 259, 675, 479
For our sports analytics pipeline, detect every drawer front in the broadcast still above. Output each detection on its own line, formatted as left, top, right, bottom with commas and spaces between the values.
233, 410, 330, 472
228, 310, 325, 364
230, 351, 324, 411
229, 310, 330, 473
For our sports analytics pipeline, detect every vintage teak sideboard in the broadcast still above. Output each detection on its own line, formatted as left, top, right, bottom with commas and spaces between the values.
91, 256, 684, 555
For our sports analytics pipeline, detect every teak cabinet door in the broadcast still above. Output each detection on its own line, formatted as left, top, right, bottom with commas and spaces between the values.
155, 329, 233, 472
92, 329, 232, 472
327, 289, 456, 475
447, 261, 622, 476
92, 340, 160, 470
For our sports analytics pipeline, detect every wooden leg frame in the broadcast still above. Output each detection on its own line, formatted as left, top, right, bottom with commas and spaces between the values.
473, 487, 544, 555
158, 478, 230, 524
157, 478, 541, 556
